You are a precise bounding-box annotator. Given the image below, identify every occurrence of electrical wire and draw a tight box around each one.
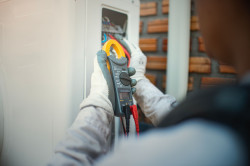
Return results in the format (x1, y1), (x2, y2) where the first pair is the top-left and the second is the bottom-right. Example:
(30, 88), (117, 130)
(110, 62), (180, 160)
(102, 33), (107, 44)
(120, 117), (127, 135)
(123, 105), (131, 137)
(130, 105), (139, 137)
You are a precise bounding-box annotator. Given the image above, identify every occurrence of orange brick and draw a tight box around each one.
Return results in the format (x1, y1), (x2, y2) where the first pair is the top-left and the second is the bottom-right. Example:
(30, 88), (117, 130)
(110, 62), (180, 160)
(140, 2), (157, 16)
(198, 37), (206, 52)
(145, 74), (157, 85)
(191, 23), (200, 31)
(188, 77), (194, 91)
(162, 0), (169, 6)
(191, 16), (200, 31)
(148, 19), (168, 26)
(189, 65), (211, 73)
(198, 37), (204, 43)
(146, 56), (211, 73)
(148, 25), (168, 33)
(162, 38), (168, 52)
(146, 62), (166, 70)
(140, 2), (157, 8)
(199, 44), (206, 52)
(140, 45), (157, 52)
(146, 56), (167, 70)
(162, 0), (169, 14)
(140, 8), (157, 16)
(219, 65), (237, 74)
(148, 19), (168, 33)
(191, 16), (199, 22)
(139, 38), (157, 52)
(189, 57), (211, 73)
(189, 57), (211, 65)
(139, 38), (157, 44)
(147, 56), (166, 62)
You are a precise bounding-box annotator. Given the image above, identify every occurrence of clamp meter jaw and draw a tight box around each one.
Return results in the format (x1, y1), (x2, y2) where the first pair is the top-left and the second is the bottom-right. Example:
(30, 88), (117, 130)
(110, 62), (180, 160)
(107, 54), (133, 117)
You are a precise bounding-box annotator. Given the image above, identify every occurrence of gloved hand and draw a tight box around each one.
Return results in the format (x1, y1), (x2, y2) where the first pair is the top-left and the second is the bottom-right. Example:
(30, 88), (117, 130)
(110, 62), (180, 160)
(80, 50), (137, 113)
(114, 34), (147, 82)
(113, 35), (176, 126)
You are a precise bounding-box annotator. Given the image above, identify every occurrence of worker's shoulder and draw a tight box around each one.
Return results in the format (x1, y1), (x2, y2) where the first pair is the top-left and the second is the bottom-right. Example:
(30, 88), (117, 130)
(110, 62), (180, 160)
(188, 83), (250, 103)
(159, 84), (250, 128)
(181, 83), (250, 111)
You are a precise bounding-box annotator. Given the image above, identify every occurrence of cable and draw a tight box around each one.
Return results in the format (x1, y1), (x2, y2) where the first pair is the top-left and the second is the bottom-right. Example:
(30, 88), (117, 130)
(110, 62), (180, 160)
(123, 105), (131, 137)
(102, 33), (107, 44)
(120, 117), (127, 135)
(130, 105), (139, 137)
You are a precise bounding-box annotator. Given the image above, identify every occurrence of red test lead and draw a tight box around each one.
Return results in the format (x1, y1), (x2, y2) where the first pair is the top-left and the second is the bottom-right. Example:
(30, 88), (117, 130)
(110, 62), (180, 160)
(130, 105), (139, 137)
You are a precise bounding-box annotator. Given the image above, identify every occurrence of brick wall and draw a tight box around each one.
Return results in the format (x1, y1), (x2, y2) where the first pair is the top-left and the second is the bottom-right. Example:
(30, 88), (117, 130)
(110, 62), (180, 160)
(139, 0), (237, 94)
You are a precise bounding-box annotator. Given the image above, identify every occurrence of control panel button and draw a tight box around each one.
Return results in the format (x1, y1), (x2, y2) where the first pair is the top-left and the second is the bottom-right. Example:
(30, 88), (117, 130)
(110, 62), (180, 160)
(119, 72), (131, 86)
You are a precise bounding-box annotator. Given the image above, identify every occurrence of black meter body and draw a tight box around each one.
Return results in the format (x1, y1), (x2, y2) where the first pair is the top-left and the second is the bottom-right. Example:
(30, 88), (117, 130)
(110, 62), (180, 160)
(107, 54), (133, 117)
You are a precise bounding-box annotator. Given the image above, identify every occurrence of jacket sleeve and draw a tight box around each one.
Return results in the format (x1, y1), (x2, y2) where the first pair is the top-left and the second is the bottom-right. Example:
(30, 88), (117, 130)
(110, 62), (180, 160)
(47, 105), (113, 166)
(134, 78), (177, 126)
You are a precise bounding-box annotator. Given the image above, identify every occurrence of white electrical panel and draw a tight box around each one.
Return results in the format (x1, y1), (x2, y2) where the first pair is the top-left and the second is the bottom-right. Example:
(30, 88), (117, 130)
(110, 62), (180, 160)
(101, 8), (128, 44)
(0, 0), (139, 166)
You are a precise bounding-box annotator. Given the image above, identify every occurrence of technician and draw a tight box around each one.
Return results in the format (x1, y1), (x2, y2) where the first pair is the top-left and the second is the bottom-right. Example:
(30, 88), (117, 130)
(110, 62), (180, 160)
(48, 0), (249, 165)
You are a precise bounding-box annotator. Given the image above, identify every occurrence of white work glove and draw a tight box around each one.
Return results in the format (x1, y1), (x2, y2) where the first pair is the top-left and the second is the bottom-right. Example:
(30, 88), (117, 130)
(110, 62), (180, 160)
(114, 35), (176, 126)
(114, 34), (147, 82)
(79, 51), (113, 113)
(80, 50), (137, 113)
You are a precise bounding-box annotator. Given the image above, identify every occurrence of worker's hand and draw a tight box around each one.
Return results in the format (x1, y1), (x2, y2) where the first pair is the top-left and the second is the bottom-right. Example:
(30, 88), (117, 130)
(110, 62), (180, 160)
(87, 50), (136, 112)
(114, 34), (147, 82)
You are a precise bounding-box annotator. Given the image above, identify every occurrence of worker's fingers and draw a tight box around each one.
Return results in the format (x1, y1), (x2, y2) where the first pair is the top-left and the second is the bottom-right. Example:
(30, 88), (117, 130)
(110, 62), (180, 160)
(114, 34), (131, 55)
(128, 67), (136, 76)
(131, 79), (137, 87)
(96, 50), (108, 65)
(131, 87), (136, 94)
(96, 50), (115, 109)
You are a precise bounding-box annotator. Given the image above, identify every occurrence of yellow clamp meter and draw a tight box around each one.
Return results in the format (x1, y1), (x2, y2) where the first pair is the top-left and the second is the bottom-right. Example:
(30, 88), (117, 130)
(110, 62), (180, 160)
(102, 39), (126, 71)
(101, 39), (140, 137)
(102, 39), (133, 118)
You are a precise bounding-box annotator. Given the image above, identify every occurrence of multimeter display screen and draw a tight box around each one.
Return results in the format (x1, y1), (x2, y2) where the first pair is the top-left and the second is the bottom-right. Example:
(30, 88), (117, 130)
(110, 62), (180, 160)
(120, 92), (130, 100)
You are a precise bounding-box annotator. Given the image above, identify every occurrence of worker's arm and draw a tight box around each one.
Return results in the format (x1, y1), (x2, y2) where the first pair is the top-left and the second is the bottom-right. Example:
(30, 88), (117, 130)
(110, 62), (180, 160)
(134, 79), (176, 126)
(114, 35), (176, 126)
(48, 106), (113, 166)
(48, 51), (136, 166)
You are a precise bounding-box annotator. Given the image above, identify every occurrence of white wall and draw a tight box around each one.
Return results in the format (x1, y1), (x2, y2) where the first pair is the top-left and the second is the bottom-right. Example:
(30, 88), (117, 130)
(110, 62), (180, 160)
(0, 1), (80, 165)
(0, 0), (139, 166)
